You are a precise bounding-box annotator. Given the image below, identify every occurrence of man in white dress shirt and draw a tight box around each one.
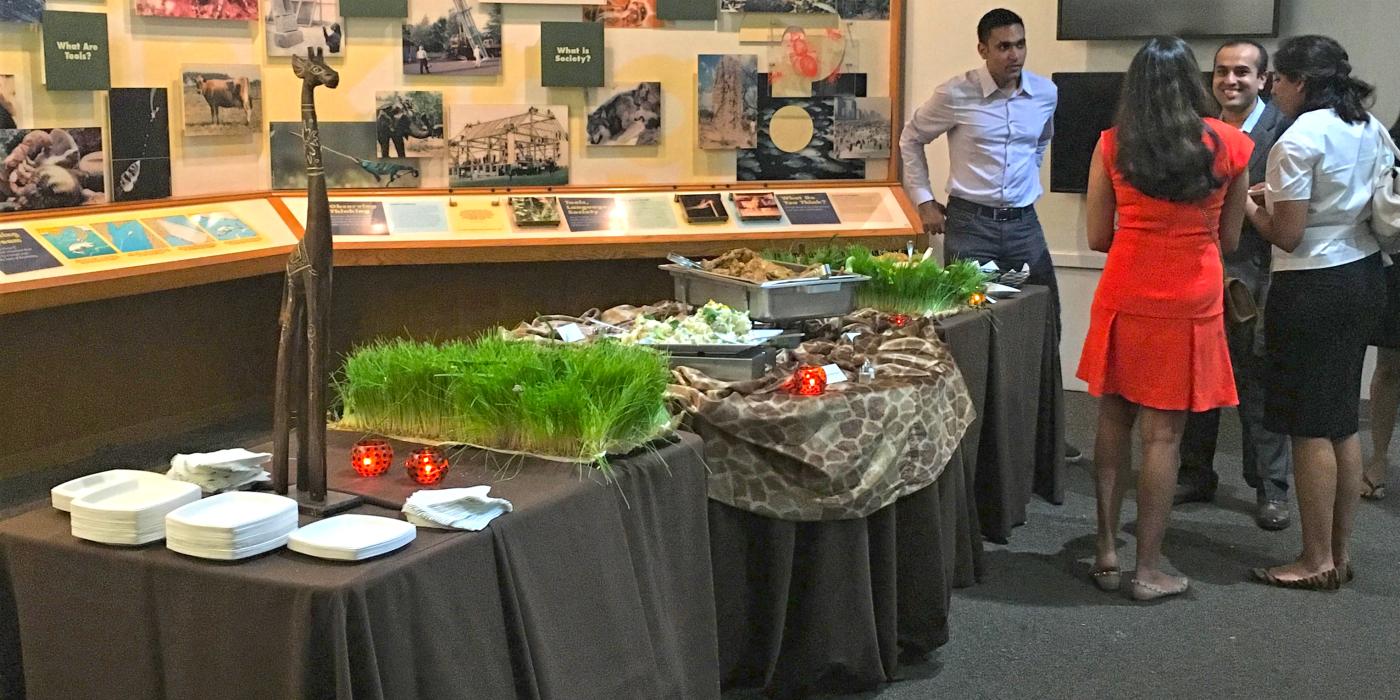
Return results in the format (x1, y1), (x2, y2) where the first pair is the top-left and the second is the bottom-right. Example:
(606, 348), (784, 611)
(900, 8), (1078, 469)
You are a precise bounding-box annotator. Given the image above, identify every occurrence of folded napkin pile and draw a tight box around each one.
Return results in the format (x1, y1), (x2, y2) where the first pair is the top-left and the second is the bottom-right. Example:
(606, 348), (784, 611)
(402, 486), (513, 531)
(167, 449), (272, 494)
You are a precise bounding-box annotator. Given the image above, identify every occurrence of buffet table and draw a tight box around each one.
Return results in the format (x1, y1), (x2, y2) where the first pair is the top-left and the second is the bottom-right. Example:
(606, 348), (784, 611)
(0, 432), (718, 700)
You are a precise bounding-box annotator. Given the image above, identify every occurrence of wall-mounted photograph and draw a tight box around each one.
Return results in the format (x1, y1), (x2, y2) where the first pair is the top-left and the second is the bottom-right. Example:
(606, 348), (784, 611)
(587, 82), (661, 146)
(832, 96), (889, 158)
(738, 96), (865, 181)
(583, 0), (662, 28)
(449, 105), (569, 187)
(181, 65), (262, 137)
(265, 0), (344, 57)
(721, 0), (887, 18)
(767, 24), (846, 97)
(0, 128), (105, 213)
(136, 0), (259, 20)
(2, 0), (43, 23)
(271, 121), (422, 189)
(698, 54), (757, 149)
(109, 87), (172, 202)
(0, 75), (20, 129)
(375, 91), (444, 157)
(402, 0), (501, 76)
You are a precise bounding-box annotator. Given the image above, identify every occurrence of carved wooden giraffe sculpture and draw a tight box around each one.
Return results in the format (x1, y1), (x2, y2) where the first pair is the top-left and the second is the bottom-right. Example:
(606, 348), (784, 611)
(271, 48), (343, 508)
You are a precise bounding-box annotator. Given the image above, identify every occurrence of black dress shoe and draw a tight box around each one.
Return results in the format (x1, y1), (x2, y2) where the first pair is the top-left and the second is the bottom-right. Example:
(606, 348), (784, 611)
(1173, 482), (1215, 505)
(1065, 444), (1085, 464)
(1255, 500), (1291, 531)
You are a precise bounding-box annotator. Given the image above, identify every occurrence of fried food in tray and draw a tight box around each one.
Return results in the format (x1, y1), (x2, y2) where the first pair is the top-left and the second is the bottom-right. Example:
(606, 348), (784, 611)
(700, 248), (827, 284)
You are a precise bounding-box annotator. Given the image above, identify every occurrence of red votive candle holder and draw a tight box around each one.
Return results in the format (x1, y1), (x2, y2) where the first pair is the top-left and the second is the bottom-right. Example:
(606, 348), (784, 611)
(351, 438), (393, 477)
(792, 365), (828, 396)
(406, 447), (450, 486)
(888, 313), (909, 328)
(969, 292), (987, 307)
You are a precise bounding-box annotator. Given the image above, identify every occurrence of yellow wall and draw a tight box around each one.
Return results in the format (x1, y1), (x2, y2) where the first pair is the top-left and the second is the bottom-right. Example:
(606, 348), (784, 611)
(1, 2), (895, 195)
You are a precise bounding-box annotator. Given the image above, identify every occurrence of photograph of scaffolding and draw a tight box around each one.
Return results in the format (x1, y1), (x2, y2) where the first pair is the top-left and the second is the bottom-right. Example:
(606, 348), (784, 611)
(448, 105), (569, 187)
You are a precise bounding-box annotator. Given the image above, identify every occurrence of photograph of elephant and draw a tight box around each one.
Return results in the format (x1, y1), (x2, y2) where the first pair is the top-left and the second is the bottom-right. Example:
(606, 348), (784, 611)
(0, 75), (19, 130)
(136, 0), (259, 20)
(109, 87), (172, 203)
(375, 91), (444, 157)
(271, 121), (422, 190)
(181, 65), (262, 137)
(402, 0), (501, 76)
(265, 0), (344, 58)
(0, 128), (106, 213)
(587, 82), (660, 146)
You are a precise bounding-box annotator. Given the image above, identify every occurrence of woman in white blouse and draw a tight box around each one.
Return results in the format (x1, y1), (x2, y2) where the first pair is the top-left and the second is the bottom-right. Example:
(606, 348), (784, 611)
(1244, 35), (1394, 590)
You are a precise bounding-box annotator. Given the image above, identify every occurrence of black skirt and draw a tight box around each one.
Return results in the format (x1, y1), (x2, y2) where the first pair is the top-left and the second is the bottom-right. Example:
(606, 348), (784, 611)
(1264, 254), (1385, 438)
(1369, 260), (1400, 348)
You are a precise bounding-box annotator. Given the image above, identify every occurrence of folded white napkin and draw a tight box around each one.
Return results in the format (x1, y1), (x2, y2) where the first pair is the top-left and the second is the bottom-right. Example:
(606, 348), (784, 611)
(167, 450), (272, 494)
(402, 486), (513, 531)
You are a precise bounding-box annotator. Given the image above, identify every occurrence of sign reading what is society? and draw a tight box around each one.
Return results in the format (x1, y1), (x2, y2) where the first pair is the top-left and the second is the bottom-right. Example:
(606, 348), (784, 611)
(41, 11), (111, 91)
(540, 22), (604, 88)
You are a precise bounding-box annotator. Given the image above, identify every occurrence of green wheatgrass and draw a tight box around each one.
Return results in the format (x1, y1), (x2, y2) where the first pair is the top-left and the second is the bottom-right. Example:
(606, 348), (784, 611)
(335, 336), (672, 470)
(764, 243), (989, 315)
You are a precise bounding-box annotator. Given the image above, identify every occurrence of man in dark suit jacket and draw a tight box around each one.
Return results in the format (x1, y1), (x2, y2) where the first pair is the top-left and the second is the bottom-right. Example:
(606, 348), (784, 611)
(1175, 40), (1294, 530)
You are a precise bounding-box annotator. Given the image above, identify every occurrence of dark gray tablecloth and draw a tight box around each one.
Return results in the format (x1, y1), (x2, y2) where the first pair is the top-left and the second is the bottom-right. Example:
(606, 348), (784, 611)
(940, 286), (1065, 543)
(0, 433), (718, 700)
(710, 461), (970, 698)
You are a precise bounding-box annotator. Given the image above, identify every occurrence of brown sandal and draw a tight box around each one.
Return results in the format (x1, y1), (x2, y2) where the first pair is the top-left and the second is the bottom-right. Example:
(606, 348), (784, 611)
(1249, 567), (1341, 591)
(1361, 476), (1387, 501)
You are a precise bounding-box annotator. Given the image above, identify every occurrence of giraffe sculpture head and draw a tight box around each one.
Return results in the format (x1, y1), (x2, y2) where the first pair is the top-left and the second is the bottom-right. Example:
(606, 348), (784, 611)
(292, 47), (340, 90)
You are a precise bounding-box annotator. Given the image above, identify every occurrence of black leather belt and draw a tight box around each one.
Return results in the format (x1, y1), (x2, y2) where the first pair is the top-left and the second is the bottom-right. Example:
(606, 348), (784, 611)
(948, 197), (1033, 222)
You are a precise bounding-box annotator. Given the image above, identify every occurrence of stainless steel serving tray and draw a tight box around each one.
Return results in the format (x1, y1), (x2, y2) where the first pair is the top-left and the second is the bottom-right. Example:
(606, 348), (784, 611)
(631, 329), (785, 356)
(660, 263), (868, 322)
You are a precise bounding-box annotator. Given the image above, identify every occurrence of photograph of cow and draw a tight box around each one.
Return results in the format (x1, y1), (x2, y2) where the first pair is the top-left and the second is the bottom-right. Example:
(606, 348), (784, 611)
(181, 65), (262, 137)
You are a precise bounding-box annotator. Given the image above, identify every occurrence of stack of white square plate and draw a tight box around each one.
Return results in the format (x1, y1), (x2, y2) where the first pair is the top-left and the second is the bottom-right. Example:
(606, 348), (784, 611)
(68, 478), (203, 546)
(287, 514), (417, 561)
(165, 492), (299, 560)
(52, 469), (171, 512)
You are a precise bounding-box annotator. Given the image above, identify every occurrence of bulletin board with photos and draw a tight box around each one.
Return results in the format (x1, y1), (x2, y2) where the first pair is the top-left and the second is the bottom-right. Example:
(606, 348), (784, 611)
(0, 0), (914, 308)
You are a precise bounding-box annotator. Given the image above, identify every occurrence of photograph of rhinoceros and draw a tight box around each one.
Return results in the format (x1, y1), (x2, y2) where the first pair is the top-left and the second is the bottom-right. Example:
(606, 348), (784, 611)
(180, 65), (263, 137)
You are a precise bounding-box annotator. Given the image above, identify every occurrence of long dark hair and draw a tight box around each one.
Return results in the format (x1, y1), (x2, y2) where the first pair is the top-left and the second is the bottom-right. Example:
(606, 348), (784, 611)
(1274, 35), (1375, 125)
(1115, 37), (1222, 203)
(1391, 113), (1399, 141)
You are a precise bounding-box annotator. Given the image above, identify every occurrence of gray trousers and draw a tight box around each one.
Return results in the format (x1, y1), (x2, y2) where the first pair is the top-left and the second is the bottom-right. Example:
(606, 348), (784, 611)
(1179, 256), (1293, 501)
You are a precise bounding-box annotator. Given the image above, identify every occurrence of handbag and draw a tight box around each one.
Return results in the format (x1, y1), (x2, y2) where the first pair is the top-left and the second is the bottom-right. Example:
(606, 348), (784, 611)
(1371, 121), (1400, 253)
(1223, 276), (1258, 325)
(1200, 199), (1260, 325)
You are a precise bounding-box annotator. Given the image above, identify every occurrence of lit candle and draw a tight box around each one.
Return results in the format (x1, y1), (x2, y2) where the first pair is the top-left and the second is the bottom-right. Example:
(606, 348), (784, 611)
(406, 447), (450, 486)
(351, 438), (393, 477)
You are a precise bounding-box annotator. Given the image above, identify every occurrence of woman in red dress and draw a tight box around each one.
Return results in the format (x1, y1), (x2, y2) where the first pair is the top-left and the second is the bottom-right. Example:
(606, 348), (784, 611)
(1078, 37), (1253, 601)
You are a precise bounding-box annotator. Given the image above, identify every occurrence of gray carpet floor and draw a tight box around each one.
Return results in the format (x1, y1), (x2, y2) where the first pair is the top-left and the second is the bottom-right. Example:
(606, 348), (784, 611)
(828, 391), (1400, 699)
(5, 393), (1399, 698)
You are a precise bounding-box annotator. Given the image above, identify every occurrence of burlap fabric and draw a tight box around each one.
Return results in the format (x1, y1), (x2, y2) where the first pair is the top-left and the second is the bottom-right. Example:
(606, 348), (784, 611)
(672, 310), (975, 521)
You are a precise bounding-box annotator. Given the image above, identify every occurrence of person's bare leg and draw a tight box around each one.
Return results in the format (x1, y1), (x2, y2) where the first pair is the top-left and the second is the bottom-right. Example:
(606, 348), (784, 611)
(1332, 433), (1362, 570)
(1365, 347), (1400, 490)
(1094, 394), (1137, 572)
(1133, 407), (1189, 589)
(1268, 436), (1337, 580)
